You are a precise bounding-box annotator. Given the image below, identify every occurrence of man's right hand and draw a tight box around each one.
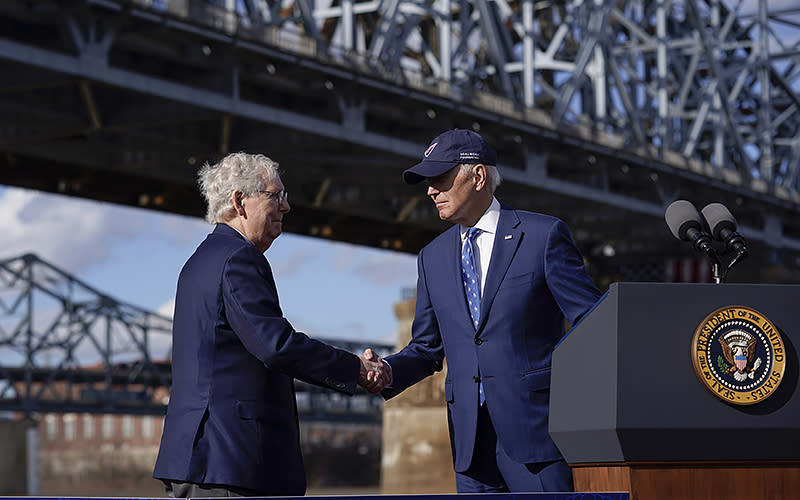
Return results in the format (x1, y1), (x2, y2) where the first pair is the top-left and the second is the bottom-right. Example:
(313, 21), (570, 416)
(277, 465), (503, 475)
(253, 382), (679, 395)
(358, 348), (392, 394)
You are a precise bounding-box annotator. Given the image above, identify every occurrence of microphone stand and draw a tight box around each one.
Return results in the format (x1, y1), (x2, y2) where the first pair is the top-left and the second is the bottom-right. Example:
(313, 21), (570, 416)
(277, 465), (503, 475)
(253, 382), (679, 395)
(705, 244), (749, 284)
(690, 230), (724, 284)
(701, 244), (724, 284)
(721, 246), (749, 284)
(712, 260), (723, 284)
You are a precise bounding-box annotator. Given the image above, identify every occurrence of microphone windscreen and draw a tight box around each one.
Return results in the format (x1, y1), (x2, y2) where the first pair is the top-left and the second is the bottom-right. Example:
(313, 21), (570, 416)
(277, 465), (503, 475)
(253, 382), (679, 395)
(701, 203), (737, 241)
(665, 200), (703, 241)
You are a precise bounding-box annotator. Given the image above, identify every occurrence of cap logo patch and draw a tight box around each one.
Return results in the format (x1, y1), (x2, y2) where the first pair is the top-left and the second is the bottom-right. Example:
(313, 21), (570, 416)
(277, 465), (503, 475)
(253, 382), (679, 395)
(424, 142), (439, 157)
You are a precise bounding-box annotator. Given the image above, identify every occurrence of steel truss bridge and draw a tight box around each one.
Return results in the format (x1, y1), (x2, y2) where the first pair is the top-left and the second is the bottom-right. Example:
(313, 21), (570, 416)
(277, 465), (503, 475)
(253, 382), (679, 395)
(0, 0), (800, 281)
(0, 253), (393, 422)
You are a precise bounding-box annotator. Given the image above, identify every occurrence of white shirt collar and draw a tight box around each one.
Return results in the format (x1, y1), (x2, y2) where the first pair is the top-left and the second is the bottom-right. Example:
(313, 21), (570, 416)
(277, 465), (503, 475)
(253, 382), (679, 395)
(460, 197), (500, 240)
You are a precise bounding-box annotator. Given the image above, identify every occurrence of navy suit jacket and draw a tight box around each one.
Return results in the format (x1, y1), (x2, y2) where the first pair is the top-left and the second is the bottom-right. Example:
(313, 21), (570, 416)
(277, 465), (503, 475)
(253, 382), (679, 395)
(153, 224), (360, 495)
(383, 202), (600, 472)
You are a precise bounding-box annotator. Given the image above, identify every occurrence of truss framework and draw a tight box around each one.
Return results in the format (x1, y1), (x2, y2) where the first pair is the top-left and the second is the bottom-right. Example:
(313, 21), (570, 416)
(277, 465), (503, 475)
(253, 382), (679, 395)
(1, 0), (800, 280)
(145, 0), (800, 199)
(0, 253), (173, 414)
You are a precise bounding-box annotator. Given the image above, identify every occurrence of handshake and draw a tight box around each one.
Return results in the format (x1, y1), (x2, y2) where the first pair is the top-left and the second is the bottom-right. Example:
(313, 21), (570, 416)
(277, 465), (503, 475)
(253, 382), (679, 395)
(358, 348), (392, 394)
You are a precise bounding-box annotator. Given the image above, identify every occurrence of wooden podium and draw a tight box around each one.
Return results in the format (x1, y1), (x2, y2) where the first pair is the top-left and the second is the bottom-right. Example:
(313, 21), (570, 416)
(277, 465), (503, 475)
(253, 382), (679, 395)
(549, 283), (800, 500)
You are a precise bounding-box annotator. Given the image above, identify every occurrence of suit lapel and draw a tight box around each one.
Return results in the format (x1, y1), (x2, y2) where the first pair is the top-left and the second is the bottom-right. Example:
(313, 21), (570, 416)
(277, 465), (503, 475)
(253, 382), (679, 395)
(478, 207), (522, 332)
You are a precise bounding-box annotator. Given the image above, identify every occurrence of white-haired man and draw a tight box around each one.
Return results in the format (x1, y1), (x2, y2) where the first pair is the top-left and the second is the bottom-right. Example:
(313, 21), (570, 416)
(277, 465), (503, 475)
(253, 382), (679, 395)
(153, 152), (388, 497)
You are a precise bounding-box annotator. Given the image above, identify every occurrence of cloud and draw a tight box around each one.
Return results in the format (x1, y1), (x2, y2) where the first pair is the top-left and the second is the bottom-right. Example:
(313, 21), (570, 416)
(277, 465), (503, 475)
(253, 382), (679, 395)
(351, 251), (418, 286)
(159, 212), (211, 246)
(321, 240), (417, 286)
(271, 245), (319, 277)
(0, 186), (208, 276)
(157, 297), (176, 319)
(269, 233), (417, 286)
(0, 187), (132, 273)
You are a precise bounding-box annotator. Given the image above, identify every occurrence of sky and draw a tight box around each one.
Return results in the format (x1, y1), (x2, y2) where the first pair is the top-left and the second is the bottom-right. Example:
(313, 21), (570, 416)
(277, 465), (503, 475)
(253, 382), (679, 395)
(0, 185), (418, 347)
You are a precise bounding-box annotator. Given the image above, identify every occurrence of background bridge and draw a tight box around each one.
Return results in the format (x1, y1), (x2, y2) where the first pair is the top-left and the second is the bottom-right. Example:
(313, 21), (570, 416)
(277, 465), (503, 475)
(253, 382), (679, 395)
(0, 0), (799, 284)
(0, 253), (392, 422)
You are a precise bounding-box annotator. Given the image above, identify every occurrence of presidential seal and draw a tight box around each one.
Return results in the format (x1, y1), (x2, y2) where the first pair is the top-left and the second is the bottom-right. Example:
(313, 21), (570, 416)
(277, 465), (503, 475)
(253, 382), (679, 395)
(692, 306), (786, 405)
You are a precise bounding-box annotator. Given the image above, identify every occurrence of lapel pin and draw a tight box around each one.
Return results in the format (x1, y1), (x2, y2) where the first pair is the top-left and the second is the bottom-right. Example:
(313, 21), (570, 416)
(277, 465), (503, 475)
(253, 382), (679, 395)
(504, 234), (513, 240)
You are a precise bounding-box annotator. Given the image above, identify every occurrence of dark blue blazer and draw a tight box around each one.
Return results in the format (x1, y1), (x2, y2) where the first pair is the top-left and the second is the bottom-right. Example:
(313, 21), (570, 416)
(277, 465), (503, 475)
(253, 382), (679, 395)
(153, 224), (360, 495)
(383, 203), (600, 472)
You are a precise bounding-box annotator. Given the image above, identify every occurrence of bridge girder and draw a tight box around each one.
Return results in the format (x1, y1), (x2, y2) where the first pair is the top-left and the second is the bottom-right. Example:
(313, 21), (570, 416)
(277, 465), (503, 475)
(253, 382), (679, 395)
(0, 0), (799, 283)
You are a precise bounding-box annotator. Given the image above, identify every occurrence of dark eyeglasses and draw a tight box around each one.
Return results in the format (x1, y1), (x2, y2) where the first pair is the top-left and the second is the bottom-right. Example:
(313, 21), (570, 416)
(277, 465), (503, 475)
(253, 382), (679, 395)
(256, 189), (289, 204)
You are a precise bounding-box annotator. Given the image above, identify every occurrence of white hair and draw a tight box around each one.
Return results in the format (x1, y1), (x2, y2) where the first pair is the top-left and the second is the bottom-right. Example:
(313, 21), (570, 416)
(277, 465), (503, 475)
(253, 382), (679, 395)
(198, 152), (280, 224)
(460, 163), (502, 193)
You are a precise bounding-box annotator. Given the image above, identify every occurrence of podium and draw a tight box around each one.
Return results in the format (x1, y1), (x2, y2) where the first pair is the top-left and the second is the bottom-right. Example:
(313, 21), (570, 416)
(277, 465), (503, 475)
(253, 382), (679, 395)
(550, 282), (800, 500)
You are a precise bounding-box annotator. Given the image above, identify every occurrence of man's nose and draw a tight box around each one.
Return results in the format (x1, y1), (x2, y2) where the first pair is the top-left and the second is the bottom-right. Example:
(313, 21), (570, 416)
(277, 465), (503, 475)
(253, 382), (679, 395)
(427, 185), (438, 197)
(281, 200), (291, 213)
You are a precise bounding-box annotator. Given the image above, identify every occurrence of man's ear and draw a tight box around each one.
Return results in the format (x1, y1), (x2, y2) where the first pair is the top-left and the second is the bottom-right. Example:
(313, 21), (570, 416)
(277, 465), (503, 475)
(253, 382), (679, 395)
(473, 164), (487, 191)
(231, 190), (245, 215)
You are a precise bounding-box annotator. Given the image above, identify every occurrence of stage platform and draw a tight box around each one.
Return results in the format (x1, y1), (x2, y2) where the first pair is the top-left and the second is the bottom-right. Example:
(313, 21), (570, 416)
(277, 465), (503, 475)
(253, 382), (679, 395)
(1, 494), (629, 500)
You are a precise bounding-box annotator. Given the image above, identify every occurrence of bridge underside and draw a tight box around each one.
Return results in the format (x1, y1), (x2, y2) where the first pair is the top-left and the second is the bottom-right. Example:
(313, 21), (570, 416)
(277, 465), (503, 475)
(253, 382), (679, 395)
(1, 0), (800, 285)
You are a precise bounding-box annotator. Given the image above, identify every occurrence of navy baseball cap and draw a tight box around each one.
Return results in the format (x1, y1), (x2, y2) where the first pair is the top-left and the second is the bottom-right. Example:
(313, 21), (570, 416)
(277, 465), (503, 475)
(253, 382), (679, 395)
(403, 129), (498, 184)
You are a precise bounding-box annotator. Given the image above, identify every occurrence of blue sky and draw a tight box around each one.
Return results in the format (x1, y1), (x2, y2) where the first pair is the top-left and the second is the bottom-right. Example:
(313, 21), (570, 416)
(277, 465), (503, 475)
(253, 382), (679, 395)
(0, 185), (418, 346)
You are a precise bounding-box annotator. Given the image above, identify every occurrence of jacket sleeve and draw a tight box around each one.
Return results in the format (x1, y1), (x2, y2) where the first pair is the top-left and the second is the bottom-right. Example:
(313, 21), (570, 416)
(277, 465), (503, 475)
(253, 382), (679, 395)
(381, 248), (445, 399)
(222, 244), (361, 394)
(544, 219), (602, 325)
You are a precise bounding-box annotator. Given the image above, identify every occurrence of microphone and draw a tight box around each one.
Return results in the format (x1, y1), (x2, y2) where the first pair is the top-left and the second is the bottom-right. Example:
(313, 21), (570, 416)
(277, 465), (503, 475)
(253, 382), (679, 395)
(701, 202), (749, 258)
(665, 200), (716, 256)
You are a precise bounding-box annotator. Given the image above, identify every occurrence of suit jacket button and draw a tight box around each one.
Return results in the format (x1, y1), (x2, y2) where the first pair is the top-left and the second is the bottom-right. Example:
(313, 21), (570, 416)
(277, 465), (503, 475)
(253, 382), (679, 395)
(473, 376), (481, 383)
(474, 338), (483, 345)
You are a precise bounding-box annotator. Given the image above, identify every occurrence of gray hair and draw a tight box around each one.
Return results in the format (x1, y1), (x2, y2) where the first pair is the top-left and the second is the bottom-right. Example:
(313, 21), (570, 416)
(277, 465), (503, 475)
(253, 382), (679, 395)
(460, 163), (502, 194)
(198, 152), (280, 224)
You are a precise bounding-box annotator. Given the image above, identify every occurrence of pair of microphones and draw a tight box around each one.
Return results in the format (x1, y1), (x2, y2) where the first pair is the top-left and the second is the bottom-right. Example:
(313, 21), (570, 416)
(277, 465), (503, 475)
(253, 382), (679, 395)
(664, 200), (749, 283)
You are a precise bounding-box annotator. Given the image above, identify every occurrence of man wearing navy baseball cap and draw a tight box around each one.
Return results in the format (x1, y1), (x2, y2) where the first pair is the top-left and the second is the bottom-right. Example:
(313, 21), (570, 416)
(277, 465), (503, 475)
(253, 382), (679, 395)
(379, 128), (601, 493)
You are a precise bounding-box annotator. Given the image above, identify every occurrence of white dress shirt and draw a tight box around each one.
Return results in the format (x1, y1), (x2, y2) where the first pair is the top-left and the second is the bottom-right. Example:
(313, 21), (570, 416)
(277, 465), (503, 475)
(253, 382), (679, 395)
(459, 197), (501, 296)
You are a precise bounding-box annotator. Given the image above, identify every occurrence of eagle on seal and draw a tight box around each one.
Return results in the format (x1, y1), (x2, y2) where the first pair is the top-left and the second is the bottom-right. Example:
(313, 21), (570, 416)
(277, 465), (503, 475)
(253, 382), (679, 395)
(719, 330), (761, 382)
